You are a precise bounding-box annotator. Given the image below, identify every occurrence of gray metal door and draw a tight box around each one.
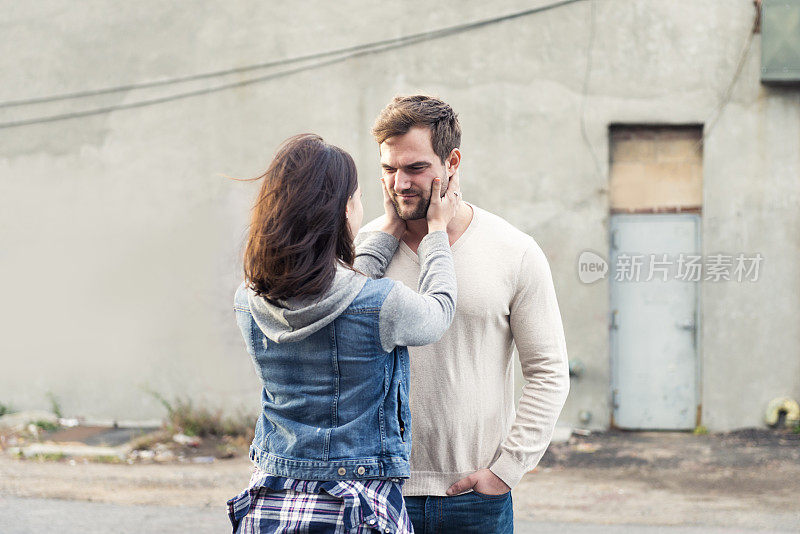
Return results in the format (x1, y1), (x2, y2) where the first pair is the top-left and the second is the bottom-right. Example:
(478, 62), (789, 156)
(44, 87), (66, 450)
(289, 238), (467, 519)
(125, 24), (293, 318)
(610, 213), (700, 430)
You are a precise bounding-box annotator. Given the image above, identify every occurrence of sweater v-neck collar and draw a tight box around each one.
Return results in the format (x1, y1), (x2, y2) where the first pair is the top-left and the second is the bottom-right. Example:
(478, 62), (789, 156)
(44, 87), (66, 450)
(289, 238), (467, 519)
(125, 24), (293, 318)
(397, 202), (479, 265)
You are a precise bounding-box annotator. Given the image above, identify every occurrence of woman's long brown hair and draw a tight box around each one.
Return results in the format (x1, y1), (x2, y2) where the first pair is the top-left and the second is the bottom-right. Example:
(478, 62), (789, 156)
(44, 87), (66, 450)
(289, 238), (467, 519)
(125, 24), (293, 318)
(243, 134), (358, 301)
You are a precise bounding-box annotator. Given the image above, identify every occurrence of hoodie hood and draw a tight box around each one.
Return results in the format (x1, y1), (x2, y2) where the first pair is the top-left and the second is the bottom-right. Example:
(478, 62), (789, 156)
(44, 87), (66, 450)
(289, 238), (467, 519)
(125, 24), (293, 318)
(247, 265), (367, 343)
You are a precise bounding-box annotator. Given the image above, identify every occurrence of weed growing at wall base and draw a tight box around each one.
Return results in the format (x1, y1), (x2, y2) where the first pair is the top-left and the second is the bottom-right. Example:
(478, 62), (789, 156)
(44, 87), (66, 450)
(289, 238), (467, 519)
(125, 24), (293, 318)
(32, 420), (59, 432)
(45, 392), (63, 418)
(0, 402), (14, 417)
(145, 389), (254, 440)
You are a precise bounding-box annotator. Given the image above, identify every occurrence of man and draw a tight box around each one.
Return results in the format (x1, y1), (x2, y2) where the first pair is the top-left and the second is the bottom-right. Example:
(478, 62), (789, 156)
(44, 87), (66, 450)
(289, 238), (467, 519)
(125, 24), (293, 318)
(357, 94), (571, 533)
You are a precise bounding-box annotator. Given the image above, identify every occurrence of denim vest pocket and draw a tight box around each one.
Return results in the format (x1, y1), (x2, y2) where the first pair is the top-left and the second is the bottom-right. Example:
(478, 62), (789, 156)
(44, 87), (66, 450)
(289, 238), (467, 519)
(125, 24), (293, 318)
(397, 386), (406, 442)
(253, 403), (276, 448)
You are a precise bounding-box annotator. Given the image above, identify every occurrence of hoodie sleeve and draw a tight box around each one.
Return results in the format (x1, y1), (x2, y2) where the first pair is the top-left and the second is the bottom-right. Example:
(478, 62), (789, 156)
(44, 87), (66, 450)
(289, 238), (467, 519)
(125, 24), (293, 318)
(377, 231), (457, 352)
(354, 230), (400, 279)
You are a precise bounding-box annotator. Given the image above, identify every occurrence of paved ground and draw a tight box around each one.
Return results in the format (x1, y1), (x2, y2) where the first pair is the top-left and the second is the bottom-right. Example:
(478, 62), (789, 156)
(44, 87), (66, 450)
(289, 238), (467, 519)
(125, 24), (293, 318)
(1, 429), (798, 533)
(0, 496), (229, 533)
(2, 496), (795, 534)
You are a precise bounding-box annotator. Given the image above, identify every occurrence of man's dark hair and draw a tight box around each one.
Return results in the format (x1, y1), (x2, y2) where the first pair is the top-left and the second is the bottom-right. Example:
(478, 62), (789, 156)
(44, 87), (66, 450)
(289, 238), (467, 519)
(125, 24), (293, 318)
(243, 133), (358, 301)
(372, 94), (461, 162)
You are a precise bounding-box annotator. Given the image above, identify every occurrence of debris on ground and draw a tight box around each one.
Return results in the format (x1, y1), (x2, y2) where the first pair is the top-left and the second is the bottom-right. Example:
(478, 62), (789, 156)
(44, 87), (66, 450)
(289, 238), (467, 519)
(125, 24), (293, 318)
(172, 433), (202, 447)
(538, 426), (800, 470)
(0, 409), (251, 465)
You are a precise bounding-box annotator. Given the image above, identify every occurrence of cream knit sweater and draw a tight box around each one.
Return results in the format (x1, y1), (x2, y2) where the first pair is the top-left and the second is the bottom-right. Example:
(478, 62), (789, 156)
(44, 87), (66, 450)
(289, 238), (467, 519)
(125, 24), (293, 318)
(360, 204), (570, 496)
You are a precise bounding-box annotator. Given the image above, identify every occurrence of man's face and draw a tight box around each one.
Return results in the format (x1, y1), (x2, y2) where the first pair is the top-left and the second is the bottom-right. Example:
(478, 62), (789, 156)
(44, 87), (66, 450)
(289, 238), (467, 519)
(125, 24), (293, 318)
(380, 126), (449, 221)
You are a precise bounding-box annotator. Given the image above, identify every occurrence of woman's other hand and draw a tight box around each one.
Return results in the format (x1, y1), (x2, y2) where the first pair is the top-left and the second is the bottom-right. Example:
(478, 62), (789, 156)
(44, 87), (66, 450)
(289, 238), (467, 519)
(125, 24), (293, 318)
(426, 170), (460, 233)
(379, 177), (407, 239)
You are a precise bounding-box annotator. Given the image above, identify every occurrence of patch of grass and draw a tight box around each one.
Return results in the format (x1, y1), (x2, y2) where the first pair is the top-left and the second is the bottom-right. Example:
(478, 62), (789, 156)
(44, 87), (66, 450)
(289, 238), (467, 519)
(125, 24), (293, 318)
(145, 390), (253, 439)
(0, 402), (15, 417)
(220, 409), (255, 439)
(91, 455), (122, 464)
(145, 388), (173, 415)
(169, 399), (218, 437)
(32, 420), (59, 432)
(215, 443), (240, 459)
(129, 429), (171, 451)
(33, 452), (66, 461)
(46, 392), (63, 419)
(792, 423), (800, 434)
(169, 399), (253, 438)
(693, 425), (709, 435)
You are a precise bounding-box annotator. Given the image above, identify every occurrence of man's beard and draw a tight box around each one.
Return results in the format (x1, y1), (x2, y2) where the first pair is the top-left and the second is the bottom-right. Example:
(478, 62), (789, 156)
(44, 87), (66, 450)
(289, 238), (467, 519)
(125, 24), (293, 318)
(390, 172), (448, 221)
(390, 187), (432, 221)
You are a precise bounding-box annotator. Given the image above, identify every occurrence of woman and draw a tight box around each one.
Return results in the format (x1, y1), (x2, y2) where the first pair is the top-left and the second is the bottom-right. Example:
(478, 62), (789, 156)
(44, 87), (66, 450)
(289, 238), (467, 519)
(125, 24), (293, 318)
(227, 133), (459, 533)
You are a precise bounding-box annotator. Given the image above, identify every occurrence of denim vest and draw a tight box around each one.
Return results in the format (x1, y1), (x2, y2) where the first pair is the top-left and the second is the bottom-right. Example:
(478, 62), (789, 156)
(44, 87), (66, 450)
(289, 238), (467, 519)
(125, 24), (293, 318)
(234, 278), (412, 480)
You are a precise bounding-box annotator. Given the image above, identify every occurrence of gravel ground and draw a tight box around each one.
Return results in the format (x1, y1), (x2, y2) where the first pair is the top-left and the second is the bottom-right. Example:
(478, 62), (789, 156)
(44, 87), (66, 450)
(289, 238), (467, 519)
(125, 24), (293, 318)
(1, 429), (798, 532)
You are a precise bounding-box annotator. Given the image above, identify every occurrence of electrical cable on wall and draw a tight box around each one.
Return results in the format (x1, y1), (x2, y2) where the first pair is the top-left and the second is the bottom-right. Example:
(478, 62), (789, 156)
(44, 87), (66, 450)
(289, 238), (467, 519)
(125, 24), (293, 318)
(0, 0), (585, 129)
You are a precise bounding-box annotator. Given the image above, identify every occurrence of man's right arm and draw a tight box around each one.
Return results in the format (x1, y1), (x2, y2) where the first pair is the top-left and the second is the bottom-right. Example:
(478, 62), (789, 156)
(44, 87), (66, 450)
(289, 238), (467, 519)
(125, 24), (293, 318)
(488, 240), (570, 489)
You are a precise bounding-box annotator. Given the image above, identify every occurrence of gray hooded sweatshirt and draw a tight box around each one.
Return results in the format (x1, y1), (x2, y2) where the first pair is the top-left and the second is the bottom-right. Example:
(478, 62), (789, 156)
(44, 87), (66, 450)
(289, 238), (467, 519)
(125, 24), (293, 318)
(247, 230), (456, 353)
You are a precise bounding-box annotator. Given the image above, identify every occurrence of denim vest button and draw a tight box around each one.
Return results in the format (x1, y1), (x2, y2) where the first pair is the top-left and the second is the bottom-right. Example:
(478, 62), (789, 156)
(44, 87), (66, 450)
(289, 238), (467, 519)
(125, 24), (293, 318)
(357, 466), (366, 475)
(337, 467), (346, 476)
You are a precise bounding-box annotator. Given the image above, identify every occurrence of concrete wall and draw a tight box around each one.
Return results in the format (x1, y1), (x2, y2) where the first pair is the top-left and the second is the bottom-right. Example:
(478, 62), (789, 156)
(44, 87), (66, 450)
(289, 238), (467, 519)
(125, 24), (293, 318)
(1, 0), (798, 430)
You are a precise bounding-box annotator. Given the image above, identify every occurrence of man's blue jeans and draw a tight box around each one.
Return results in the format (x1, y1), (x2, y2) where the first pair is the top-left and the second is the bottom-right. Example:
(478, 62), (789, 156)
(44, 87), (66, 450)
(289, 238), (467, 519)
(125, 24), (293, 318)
(405, 491), (513, 533)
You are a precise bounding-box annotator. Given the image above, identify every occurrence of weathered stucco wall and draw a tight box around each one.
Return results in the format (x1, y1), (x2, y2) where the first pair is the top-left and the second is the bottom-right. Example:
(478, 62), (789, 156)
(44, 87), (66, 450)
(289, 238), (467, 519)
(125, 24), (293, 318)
(1, 0), (797, 430)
